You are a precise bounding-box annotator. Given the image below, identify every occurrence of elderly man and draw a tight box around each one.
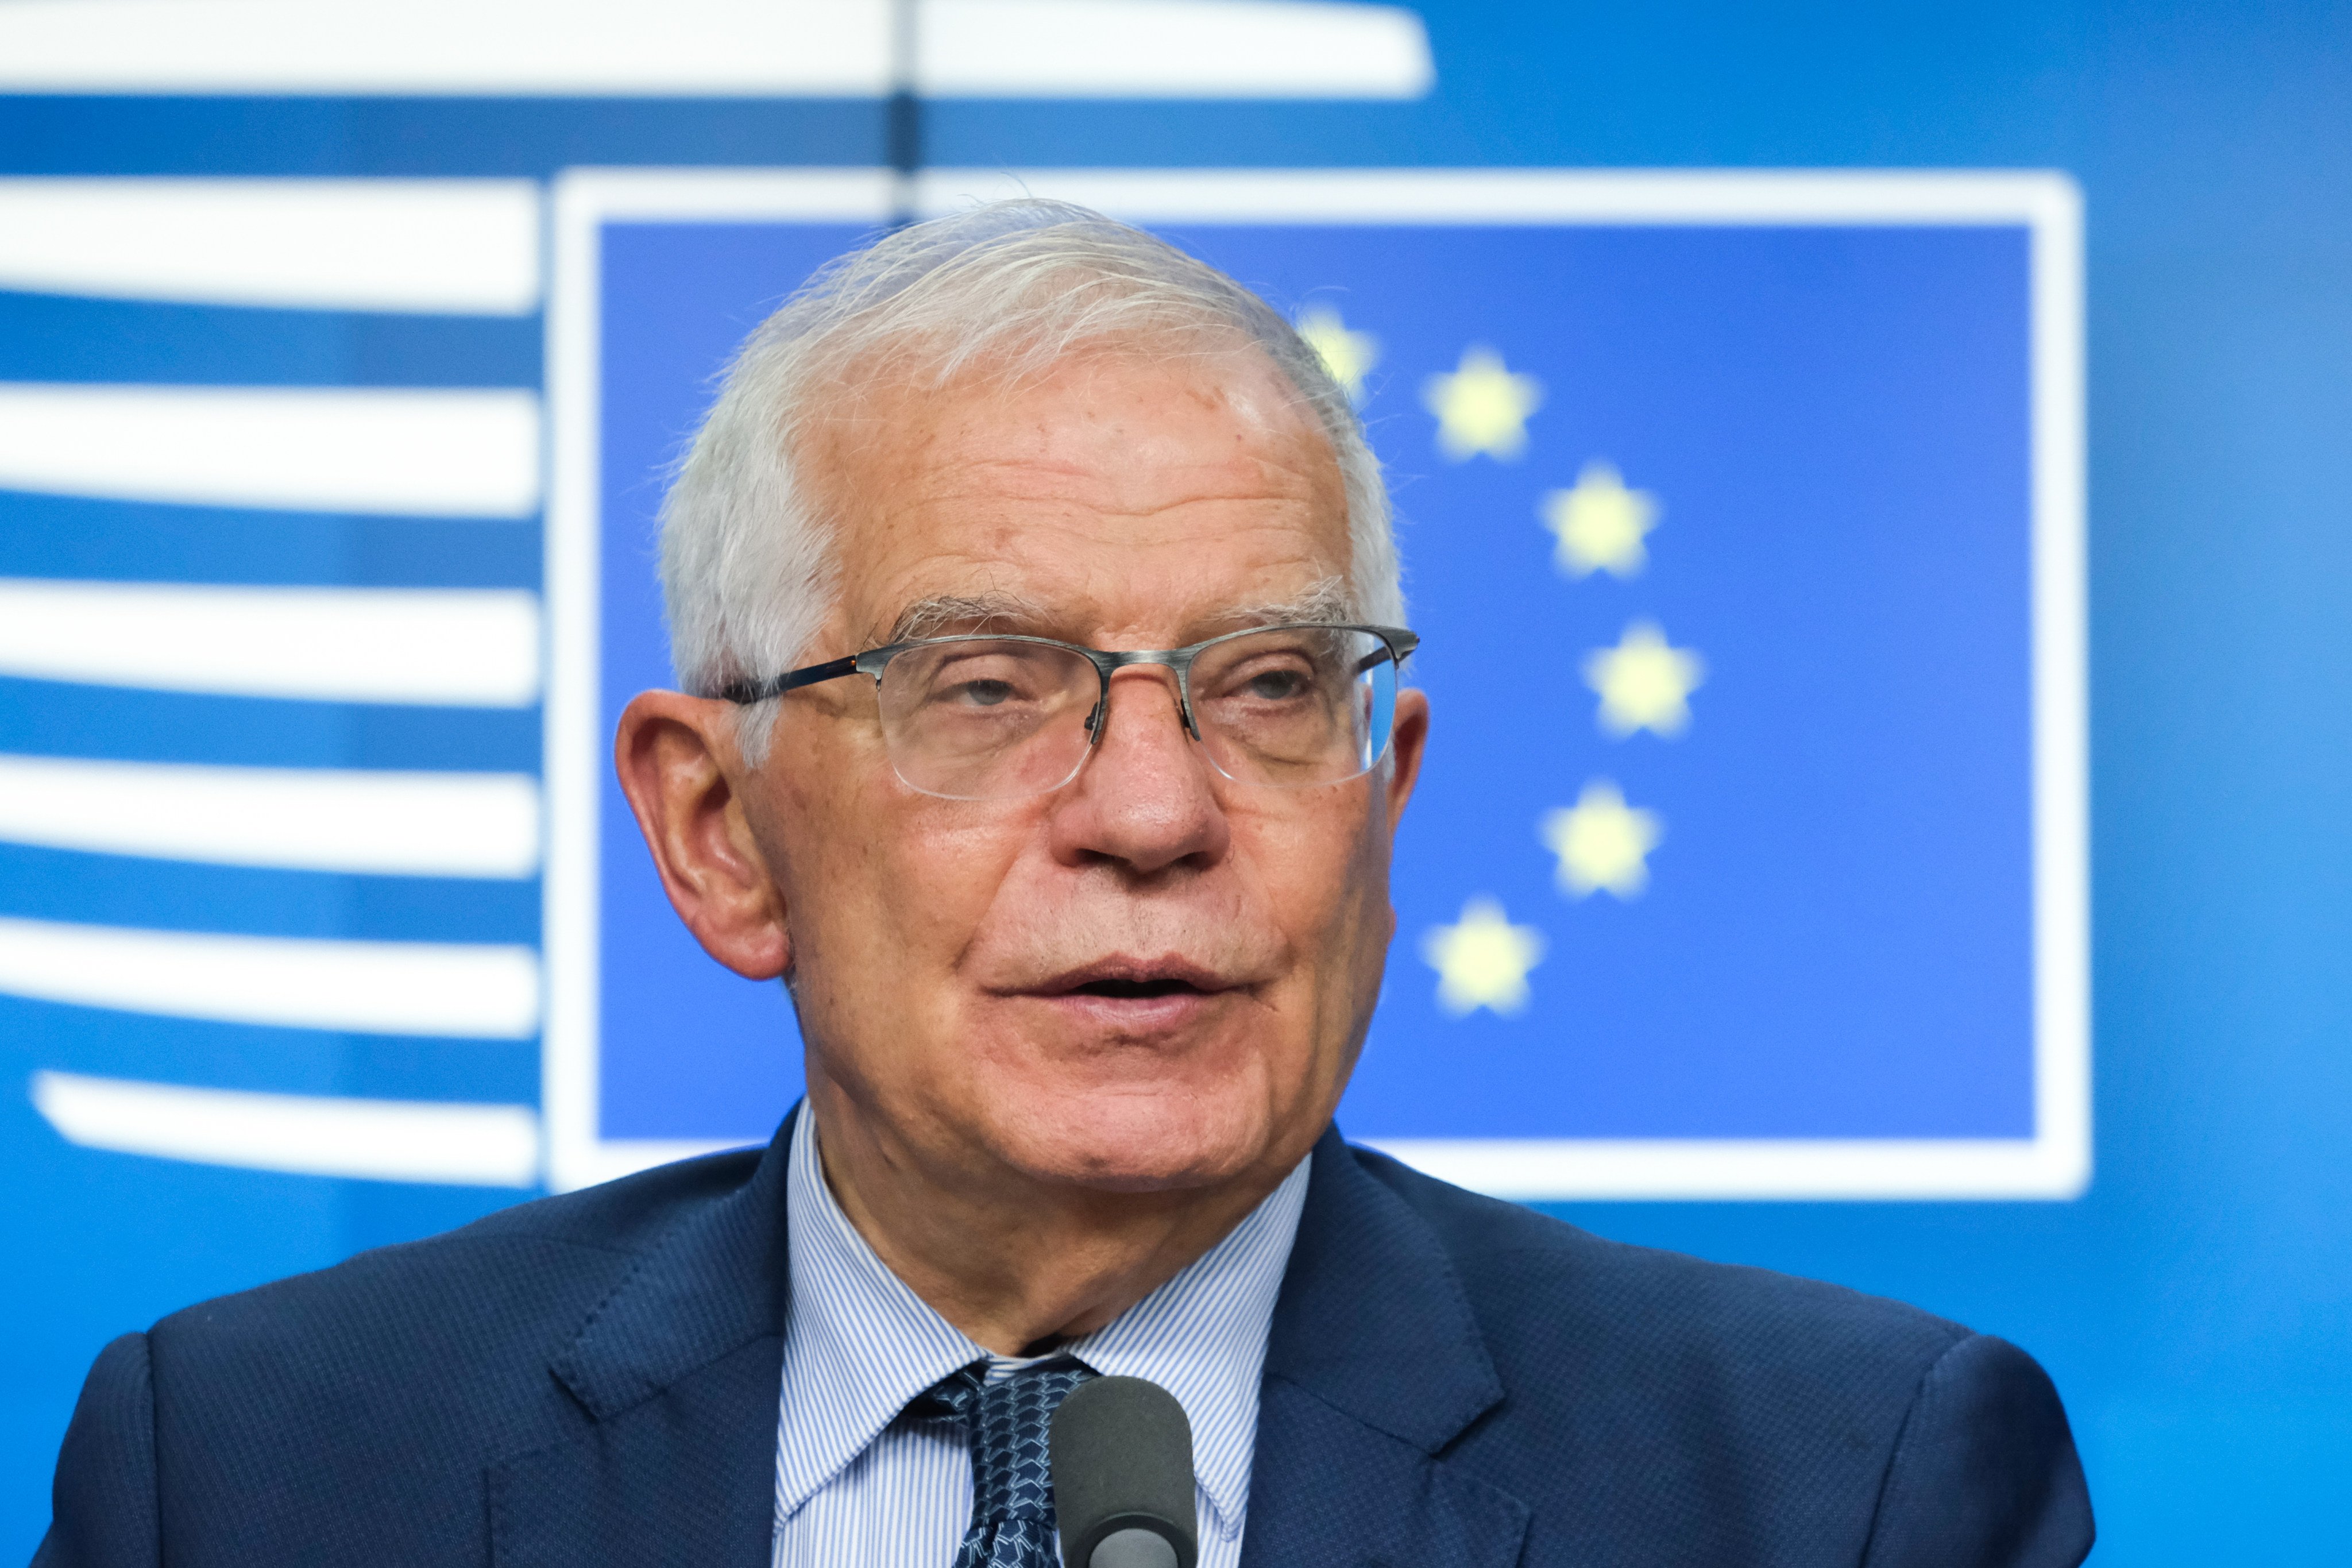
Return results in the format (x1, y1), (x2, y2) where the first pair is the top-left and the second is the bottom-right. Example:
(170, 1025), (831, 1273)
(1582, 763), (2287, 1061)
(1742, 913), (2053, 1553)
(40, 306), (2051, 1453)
(40, 203), (2092, 1568)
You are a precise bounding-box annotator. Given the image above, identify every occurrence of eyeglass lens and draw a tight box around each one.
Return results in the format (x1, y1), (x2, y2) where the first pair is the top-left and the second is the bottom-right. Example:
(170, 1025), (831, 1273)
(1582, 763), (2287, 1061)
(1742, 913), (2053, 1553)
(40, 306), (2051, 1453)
(872, 627), (1401, 801)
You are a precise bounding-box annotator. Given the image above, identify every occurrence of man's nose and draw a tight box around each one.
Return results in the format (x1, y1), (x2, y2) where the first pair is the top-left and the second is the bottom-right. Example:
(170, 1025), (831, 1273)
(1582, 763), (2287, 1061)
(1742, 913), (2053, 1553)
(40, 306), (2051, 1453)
(1046, 667), (1230, 874)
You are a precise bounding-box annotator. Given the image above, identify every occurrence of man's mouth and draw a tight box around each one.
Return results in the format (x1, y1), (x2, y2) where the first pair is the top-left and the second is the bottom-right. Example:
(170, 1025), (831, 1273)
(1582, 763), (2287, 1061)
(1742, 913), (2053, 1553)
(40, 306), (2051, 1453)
(1066, 976), (1206, 1001)
(1030, 957), (1235, 1005)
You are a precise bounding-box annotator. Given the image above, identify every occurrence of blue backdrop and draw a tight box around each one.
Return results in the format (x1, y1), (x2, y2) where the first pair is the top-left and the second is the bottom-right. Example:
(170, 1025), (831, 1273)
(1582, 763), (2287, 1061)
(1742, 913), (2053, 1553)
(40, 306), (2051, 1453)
(581, 207), (2050, 1156)
(3, 2), (2349, 1561)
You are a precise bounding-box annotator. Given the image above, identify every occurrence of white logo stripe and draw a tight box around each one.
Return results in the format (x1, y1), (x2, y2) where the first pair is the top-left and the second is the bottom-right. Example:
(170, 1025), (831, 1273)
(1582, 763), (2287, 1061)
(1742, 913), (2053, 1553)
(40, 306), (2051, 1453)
(0, 581), (542, 706)
(1369, 1137), (2091, 1202)
(0, 916), (541, 1038)
(0, 385), (540, 517)
(0, 755), (541, 878)
(0, 0), (1430, 101)
(918, 1), (1432, 99)
(0, 179), (541, 315)
(29, 1070), (539, 1185)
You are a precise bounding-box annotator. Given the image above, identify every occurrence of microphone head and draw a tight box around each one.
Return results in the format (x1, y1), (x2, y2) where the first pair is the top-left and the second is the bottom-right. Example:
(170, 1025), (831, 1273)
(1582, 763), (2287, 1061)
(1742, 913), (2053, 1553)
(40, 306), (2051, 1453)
(1049, 1374), (1199, 1568)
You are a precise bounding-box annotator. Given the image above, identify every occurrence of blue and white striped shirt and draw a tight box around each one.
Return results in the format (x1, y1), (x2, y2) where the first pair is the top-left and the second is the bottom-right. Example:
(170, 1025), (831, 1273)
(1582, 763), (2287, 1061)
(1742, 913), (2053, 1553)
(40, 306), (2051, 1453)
(771, 1108), (1311, 1567)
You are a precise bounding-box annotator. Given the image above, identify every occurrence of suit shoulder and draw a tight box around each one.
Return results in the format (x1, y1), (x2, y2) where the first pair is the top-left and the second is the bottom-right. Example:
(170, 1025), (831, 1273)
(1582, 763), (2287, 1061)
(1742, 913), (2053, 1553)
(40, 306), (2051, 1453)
(1347, 1141), (1967, 1372)
(1334, 1149), (2086, 1561)
(150, 1143), (766, 1364)
(85, 1144), (777, 1550)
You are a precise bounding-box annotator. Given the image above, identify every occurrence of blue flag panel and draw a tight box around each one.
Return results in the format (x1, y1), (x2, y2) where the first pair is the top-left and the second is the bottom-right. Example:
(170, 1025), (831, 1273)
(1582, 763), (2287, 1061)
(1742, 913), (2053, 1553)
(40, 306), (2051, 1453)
(552, 171), (2087, 1199)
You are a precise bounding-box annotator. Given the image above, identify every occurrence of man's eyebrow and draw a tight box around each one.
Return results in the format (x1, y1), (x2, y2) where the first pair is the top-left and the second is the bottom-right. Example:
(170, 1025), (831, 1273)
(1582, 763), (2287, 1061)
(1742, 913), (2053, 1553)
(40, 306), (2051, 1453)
(1204, 576), (1358, 632)
(886, 592), (1052, 642)
(883, 577), (1360, 646)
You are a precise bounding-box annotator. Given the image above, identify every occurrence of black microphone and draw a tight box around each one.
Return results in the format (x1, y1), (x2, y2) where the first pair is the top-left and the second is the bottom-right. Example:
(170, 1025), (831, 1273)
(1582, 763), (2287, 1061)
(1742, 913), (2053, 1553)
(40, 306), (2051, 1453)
(1049, 1374), (1199, 1568)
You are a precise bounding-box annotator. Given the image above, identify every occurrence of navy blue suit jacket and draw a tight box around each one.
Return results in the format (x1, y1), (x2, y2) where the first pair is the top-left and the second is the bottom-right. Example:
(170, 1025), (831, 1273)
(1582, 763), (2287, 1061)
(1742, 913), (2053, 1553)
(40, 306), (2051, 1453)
(39, 1117), (2092, 1566)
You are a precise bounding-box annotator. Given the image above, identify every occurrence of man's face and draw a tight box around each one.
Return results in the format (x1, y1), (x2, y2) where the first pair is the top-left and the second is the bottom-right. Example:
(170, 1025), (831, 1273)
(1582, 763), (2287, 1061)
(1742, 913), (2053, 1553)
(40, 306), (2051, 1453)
(741, 344), (1426, 1196)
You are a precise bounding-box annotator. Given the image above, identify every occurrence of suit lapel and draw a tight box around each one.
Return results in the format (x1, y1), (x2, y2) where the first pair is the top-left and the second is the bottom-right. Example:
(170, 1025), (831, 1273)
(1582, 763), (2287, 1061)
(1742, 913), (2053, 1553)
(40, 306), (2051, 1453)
(1241, 1129), (1531, 1568)
(489, 1111), (796, 1568)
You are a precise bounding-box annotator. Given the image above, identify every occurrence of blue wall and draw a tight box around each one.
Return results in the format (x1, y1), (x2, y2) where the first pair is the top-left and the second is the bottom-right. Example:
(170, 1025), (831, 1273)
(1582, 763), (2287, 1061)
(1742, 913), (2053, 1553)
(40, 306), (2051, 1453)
(5, 2), (2349, 1559)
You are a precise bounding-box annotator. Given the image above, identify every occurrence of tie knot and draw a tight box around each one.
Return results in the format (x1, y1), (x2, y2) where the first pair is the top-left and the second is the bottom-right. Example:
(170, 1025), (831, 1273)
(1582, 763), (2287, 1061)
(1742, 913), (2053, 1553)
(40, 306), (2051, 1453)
(916, 1355), (1095, 1564)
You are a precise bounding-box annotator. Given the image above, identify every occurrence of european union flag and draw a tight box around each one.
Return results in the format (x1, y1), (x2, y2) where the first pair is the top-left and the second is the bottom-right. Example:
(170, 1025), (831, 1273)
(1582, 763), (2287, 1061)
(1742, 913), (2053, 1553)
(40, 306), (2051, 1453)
(557, 170), (2086, 1199)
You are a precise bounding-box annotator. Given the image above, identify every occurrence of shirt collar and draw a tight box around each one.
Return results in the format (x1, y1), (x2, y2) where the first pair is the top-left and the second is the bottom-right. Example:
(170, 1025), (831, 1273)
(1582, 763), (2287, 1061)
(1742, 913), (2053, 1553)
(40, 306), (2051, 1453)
(776, 1107), (1311, 1542)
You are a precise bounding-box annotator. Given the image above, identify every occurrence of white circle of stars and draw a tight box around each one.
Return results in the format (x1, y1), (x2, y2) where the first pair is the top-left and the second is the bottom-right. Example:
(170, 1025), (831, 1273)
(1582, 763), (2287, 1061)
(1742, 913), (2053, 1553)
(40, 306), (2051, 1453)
(1542, 460), (1657, 578)
(1584, 620), (1706, 739)
(1422, 344), (1543, 461)
(1287, 308), (1702, 1019)
(1540, 781), (1664, 899)
(1420, 897), (1546, 1017)
(1295, 305), (1380, 403)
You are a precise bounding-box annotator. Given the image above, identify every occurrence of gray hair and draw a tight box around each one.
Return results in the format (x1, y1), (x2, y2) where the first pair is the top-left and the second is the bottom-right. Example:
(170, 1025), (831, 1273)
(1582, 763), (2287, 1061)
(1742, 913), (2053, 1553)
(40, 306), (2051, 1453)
(658, 198), (1402, 764)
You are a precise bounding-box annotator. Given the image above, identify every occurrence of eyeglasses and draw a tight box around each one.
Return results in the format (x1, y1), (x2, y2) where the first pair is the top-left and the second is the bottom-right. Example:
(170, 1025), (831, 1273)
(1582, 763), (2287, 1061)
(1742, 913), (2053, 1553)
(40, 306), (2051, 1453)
(723, 623), (1419, 802)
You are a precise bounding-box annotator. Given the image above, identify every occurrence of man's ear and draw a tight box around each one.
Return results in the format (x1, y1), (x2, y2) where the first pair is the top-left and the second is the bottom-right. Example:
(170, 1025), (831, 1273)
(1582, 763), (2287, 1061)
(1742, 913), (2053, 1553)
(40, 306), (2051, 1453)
(612, 690), (790, 980)
(1382, 686), (1430, 835)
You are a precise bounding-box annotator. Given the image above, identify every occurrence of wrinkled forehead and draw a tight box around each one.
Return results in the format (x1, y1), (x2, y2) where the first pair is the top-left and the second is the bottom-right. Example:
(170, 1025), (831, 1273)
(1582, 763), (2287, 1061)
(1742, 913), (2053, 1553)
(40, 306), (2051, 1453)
(803, 339), (1353, 646)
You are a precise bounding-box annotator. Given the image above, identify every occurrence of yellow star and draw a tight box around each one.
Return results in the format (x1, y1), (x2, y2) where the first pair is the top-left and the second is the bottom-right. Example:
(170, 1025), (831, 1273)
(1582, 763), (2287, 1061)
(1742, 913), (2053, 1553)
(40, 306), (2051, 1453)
(1419, 895), (1547, 1017)
(1540, 460), (1659, 578)
(1422, 345), (1543, 461)
(1295, 306), (1380, 402)
(1540, 781), (1663, 899)
(1582, 620), (1706, 738)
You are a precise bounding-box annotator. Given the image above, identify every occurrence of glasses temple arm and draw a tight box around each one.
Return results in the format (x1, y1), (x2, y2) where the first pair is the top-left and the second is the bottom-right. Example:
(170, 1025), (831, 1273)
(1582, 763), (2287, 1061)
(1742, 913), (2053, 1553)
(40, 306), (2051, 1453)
(719, 655), (860, 705)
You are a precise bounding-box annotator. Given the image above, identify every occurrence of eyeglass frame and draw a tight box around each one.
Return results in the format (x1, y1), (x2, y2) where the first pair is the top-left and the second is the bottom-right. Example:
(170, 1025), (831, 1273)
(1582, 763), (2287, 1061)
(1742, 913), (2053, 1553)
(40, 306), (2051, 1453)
(719, 620), (1420, 760)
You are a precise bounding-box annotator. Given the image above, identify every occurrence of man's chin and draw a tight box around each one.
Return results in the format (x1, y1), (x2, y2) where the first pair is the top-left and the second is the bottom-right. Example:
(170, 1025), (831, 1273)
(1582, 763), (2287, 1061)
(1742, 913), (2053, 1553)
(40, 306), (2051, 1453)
(984, 1091), (1281, 1196)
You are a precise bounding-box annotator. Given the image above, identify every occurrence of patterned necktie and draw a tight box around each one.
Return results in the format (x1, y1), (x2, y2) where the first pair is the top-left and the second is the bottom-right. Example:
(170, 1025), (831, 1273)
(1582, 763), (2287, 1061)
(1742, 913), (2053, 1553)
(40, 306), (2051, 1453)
(914, 1356), (1097, 1568)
